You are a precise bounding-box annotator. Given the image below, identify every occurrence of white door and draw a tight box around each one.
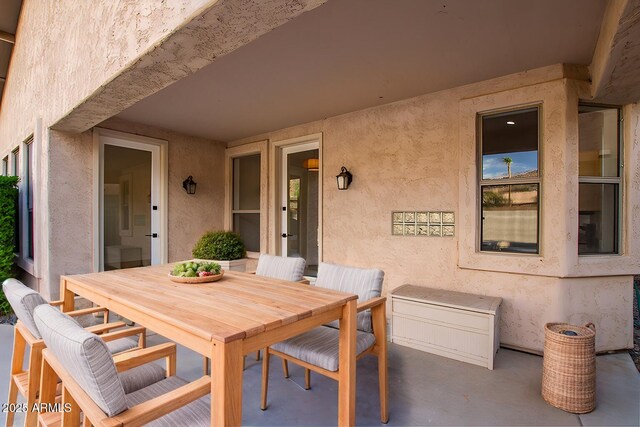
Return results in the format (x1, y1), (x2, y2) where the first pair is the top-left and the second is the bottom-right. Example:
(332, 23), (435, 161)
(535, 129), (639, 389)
(280, 141), (320, 276)
(96, 132), (165, 271)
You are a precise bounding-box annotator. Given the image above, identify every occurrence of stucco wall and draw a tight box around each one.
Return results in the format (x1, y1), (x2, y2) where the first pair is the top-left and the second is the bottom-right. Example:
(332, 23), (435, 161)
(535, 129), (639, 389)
(230, 65), (637, 352)
(44, 119), (225, 300)
(98, 118), (227, 264)
(0, 0), (216, 147)
(0, 0), (219, 296)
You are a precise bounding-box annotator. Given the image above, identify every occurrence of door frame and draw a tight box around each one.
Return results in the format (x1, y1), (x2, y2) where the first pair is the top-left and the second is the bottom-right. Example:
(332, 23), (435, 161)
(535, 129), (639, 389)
(92, 128), (168, 272)
(271, 133), (322, 260)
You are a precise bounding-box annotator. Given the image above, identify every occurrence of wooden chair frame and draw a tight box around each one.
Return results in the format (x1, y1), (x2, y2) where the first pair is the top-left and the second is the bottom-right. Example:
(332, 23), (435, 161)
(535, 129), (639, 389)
(5, 305), (145, 427)
(38, 343), (211, 427)
(260, 296), (389, 423)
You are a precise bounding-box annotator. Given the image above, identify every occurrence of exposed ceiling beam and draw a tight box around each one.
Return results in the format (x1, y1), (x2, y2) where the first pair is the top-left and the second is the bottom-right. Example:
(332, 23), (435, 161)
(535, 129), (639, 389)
(0, 31), (15, 44)
(589, 0), (640, 103)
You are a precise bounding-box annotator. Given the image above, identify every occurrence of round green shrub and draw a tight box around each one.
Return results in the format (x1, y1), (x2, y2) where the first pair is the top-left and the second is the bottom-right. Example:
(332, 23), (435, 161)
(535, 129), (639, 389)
(192, 231), (246, 261)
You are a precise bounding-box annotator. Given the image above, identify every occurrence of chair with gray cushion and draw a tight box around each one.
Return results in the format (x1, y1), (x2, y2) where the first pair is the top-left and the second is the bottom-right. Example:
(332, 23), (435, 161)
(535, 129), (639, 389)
(34, 305), (211, 426)
(203, 254), (307, 374)
(261, 262), (389, 423)
(2, 278), (147, 427)
(256, 254), (306, 282)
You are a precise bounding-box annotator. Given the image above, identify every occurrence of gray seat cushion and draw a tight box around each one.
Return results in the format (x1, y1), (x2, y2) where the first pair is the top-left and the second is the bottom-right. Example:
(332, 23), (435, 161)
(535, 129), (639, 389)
(271, 326), (376, 372)
(2, 278), (48, 338)
(106, 337), (139, 355)
(256, 254), (306, 282)
(315, 263), (384, 332)
(119, 363), (167, 394)
(33, 305), (128, 417)
(125, 376), (210, 426)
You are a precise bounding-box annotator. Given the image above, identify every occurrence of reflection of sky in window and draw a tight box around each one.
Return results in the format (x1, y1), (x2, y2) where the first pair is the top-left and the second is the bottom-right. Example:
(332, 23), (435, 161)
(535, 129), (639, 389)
(483, 151), (538, 179)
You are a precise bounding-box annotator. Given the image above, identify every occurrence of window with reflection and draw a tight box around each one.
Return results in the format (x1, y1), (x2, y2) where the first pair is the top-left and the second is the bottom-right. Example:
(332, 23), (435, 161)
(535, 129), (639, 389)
(232, 154), (261, 252)
(479, 107), (540, 254)
(578, 104), (621, 255)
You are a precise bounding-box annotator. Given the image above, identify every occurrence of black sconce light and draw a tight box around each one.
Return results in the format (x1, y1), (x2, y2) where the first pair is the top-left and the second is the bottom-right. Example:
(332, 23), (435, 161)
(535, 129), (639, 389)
(336, 166), (353, 190)
(182, 176), (197, 195)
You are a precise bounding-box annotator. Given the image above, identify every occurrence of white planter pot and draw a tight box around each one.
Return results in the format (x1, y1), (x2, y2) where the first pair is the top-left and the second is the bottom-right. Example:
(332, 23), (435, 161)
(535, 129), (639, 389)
(194, 258), (247, 272)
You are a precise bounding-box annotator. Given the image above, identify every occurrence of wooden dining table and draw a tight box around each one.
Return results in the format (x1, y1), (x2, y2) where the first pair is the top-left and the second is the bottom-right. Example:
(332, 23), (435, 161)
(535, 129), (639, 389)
(59, 263), (358, 426)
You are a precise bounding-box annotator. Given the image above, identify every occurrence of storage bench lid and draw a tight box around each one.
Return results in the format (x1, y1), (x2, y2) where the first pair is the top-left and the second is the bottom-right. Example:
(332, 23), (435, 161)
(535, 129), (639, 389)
(392, 284), (501, 314)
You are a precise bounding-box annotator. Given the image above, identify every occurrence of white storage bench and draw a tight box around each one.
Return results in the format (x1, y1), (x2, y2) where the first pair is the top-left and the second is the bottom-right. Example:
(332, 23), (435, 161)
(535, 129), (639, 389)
(391, 285), (501, 369)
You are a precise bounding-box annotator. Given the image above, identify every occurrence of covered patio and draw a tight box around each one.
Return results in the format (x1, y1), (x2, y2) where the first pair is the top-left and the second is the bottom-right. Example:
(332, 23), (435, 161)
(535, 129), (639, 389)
(1, 0), (640, 425)
(1, 325), (638, 426)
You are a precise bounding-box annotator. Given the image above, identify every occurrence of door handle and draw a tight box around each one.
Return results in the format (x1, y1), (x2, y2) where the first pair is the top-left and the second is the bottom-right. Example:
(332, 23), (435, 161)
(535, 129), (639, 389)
(281, 233), (293, 238)
(145, 233), (158, 238)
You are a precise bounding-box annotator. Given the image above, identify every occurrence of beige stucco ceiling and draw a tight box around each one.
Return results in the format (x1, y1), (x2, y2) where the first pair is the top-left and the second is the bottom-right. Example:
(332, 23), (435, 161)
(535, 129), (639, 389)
(116, 0), (606, 143)
(0, 0), (22, 110)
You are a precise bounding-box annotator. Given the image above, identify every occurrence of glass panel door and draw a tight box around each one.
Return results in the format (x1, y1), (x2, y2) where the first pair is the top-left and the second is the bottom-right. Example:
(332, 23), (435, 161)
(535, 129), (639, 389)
(103, 144), (153, 270)
(281, 146), (319, 276)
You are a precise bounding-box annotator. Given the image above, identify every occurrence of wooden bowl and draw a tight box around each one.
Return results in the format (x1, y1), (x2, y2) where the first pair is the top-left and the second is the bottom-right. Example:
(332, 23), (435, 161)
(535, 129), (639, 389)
(168, 270), (224, 284)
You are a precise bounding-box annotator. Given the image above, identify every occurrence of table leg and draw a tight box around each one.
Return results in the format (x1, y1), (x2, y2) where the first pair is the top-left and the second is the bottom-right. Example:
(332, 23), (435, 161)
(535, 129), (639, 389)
(211, 339), (243, 426)
(60, 278), (75, 313)
(338, 299), (357, 426)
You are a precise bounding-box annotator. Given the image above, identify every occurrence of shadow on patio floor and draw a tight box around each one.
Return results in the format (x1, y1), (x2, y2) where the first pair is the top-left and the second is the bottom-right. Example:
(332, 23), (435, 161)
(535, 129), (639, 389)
(1, 325), (638, 426)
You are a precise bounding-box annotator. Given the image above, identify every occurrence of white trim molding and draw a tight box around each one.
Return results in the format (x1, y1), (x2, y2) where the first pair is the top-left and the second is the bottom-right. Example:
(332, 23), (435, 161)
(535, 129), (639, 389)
(92, 127), (168, 272)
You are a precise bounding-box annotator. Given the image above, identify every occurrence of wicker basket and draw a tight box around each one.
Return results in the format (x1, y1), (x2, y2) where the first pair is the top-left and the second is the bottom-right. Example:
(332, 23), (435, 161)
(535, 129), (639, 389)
(542, 322), (596, 413)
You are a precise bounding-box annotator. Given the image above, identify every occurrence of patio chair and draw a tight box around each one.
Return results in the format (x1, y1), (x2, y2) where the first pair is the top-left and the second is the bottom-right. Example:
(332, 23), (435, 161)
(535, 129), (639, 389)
(2, 279), (150, 427)
(260, 262), (389, 423)
(253, 254), (307, 361)
(255, 253), (306, 282)
(203, 254), (307, 374)
(33, 305), (211, 427)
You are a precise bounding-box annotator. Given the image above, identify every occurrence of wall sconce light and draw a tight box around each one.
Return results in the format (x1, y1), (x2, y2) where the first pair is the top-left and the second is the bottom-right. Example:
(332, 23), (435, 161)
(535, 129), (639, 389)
(182, 176), (197, 195)
(336, 166), (353, 190)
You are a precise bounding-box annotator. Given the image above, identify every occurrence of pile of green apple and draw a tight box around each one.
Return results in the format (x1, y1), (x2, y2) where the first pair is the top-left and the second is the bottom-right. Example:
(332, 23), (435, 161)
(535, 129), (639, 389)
(171, 261), (221, 278)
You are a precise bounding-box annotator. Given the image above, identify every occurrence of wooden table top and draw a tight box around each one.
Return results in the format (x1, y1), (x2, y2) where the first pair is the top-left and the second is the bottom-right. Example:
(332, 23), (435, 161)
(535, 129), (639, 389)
(62, 263), (357, 344)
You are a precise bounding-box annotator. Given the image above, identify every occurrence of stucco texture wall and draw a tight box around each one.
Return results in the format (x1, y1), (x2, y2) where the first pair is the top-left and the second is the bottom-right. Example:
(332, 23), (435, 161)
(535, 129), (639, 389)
(0, 0), (215, 147)
(98, 118), (226, 264)
(231, 66), (636, 352)
(44, 119), (225, 300)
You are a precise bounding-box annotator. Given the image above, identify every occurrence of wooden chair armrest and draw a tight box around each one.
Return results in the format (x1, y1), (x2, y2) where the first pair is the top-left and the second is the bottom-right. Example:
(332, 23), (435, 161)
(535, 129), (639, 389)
(66, 306), (108, 317)
(84, 321), (127, 334)
(357, 296), (386, 313)
(113, 376), (210, 426)
(113, 342), (176, 372)
(41, 349), (112, 427)
(100, 326), (145, 343)
(48, 299), (64, 307)
(15, 321), (44, 347)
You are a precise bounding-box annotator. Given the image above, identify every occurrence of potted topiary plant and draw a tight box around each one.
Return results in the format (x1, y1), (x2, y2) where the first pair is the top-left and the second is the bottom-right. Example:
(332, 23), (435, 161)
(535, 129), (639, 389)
(192, 230), (248, 272)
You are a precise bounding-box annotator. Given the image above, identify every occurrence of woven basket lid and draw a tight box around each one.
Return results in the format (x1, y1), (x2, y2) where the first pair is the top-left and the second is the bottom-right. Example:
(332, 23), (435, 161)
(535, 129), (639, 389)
(545, 322), (595, 338)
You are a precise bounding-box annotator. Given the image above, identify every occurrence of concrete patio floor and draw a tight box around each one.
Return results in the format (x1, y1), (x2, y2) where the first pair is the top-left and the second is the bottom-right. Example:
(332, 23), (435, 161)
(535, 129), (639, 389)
(1, 324), (638, 426)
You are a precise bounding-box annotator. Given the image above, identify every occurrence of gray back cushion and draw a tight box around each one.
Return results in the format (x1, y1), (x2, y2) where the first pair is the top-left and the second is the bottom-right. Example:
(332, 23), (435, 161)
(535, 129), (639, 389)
(256, 254), (306, 282)
(2, 278), (47, 339)
(33, 305), (128, 417)
(315, 263), (384, 332)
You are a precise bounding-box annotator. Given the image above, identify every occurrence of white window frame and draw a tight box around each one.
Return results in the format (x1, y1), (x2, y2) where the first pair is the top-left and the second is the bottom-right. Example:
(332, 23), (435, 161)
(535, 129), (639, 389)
(224, 140), (268, 258)
(477, 105), (542, 255)
(270, 133), (323, 258)
(1, 156), (7, 176)
(577, 102), (623, 256)
(92, 128), (168, 272)
(16, 136), (36, 275)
